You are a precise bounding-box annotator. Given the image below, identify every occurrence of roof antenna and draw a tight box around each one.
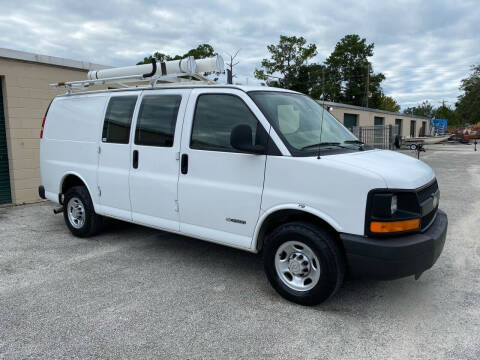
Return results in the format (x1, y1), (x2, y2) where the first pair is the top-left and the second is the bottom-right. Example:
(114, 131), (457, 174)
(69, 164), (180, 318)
(317, 67), (326, 159)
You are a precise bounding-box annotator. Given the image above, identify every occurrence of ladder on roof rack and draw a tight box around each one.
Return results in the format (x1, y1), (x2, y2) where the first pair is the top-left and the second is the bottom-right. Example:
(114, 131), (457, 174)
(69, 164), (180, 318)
(50, 55), (224, 94)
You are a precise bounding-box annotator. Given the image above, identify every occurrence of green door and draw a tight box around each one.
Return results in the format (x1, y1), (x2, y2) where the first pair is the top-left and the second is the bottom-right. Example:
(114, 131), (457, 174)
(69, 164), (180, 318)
(0, 80), (12, 204)
(343, 113), (358, 130)
(373, 117), (384, 147)
(395, 119), (402, 135)
(420, 121), (427, 136)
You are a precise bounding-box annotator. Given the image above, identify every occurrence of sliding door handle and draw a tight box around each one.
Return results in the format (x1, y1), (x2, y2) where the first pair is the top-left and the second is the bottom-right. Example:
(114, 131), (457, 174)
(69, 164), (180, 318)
(181, 154), (188, 174)
(133, 150), (139, 169)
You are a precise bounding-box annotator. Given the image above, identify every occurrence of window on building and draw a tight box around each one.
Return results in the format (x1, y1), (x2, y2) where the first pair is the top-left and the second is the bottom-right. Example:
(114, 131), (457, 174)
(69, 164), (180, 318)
(410, 120), (416, 137)
(190, 94), (262, 152)
(134, 95), (181, 147)
(343, 113), (358, 129)
(395, 119), (402, 135)
(102, 96), (138, 144)
(374, 116), (384, 126)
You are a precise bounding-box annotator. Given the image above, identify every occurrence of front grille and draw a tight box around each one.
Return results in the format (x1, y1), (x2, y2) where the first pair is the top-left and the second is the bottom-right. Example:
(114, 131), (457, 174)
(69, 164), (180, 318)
(418, 179), (439, 230)
(417, 179), (438, 203)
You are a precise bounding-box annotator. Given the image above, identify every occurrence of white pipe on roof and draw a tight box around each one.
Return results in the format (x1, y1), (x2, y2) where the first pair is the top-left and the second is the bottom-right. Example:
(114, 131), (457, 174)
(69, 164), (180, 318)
(87, 55), (224, 81)
(195, 55), (224, 73)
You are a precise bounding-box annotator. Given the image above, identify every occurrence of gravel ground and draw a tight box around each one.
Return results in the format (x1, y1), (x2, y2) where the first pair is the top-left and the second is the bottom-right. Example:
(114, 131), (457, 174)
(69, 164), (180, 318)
(0, 145), (479, 359)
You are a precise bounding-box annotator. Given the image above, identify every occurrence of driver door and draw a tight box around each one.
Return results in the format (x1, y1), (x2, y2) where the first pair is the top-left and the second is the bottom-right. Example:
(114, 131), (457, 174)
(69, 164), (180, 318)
(177, 89), (271, 249)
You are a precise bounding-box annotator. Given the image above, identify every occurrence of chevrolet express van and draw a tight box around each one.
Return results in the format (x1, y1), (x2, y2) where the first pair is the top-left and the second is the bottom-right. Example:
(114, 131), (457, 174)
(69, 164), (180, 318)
(39, 80), (447, 305)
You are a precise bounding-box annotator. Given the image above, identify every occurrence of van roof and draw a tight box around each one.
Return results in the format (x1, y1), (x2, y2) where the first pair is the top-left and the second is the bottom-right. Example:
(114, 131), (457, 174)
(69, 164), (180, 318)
(55, 84), (300, 98)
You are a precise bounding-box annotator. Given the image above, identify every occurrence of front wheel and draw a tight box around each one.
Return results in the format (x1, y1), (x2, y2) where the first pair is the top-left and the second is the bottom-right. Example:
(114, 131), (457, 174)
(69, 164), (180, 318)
(63, 186), (102, 237)
(263, 222), (345, 305)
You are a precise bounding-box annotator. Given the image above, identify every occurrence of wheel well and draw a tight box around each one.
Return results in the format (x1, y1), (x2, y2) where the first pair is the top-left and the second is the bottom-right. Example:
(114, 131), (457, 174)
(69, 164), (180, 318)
(61, 175), (86, 203)
(255, 209), (344, 254)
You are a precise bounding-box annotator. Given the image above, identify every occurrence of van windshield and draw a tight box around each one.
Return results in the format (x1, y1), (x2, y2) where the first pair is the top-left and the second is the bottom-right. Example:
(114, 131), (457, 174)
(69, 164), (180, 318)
(249, 91), (360, 154)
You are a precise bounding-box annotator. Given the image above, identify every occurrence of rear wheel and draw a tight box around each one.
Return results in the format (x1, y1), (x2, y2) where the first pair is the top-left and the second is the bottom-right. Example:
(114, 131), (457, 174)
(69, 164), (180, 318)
(63, 186), (102, 237)
(263, 222), (345, 305)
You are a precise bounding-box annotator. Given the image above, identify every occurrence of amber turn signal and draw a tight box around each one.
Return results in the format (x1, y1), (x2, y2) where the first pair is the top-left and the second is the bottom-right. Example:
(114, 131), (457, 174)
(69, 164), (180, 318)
(370, 218), (420, 233)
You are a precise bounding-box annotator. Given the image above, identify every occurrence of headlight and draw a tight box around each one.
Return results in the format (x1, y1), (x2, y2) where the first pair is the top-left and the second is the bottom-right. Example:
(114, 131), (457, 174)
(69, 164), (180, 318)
(390, 195), (398, 215)
(371, 193), (398, 218)
(367, 191), (421, 235)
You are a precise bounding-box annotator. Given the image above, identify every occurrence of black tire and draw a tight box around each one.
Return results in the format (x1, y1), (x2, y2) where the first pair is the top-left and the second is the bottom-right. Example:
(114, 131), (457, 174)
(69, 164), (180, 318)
(263, 222), (345, 306)
(63, 186), (103, 237)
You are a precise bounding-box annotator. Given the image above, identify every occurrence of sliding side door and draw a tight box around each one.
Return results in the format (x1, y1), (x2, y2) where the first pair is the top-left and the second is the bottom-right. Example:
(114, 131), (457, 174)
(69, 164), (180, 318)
(129, 89), (189, 232)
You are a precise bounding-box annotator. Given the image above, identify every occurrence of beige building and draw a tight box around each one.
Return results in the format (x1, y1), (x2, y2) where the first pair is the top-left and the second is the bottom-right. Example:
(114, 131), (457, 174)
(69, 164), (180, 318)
(0, 48), (107, 205)
(320, 101), (431, 138)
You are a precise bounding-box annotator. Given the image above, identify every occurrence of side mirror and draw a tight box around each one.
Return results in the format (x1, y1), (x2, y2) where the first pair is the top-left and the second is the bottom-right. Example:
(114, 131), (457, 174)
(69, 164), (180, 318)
(230, 124), (266, 154)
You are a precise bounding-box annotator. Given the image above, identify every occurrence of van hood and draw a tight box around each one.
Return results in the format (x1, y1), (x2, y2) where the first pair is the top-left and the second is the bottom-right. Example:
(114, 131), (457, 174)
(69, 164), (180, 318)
(325, 149), (435, 189)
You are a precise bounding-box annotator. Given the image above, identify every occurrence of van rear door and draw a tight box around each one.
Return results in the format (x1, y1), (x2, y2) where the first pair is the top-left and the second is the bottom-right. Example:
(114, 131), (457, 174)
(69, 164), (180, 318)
(97, 93), (139, 220)
(129, 89), (189, 232)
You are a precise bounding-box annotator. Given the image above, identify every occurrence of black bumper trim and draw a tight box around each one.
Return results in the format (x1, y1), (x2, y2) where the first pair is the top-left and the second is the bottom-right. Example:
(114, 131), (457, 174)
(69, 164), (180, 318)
(38, 185), (46, 199)
(340, 209), (448, 280)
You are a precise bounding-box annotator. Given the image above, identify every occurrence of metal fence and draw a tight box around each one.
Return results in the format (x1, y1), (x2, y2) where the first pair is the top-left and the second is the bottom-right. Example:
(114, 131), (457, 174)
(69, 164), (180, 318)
(351, 125), (399, 149)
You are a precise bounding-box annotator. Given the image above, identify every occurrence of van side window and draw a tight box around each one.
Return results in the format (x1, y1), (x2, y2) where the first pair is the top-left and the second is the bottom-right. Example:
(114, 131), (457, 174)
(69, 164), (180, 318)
(191, 94), (261, 152)
(135, 95), (181, 147)
(102, 96), (138, 144)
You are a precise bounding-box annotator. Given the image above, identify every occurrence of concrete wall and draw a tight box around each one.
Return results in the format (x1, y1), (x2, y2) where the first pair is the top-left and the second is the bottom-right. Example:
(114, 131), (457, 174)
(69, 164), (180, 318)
(0, 58), (88, 204)
(327, 105), (430, 138)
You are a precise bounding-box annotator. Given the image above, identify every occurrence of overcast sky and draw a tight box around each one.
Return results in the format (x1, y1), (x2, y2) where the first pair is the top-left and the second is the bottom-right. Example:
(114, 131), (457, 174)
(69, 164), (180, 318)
(0, 0), (478, 109)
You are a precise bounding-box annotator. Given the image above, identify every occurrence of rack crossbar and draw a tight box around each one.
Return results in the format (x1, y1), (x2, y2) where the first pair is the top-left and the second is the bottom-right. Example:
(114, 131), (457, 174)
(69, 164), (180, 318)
(50, 72), (213, 94)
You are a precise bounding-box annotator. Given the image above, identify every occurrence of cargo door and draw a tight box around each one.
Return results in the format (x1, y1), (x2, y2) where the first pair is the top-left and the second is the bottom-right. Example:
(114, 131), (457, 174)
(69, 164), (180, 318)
(97, 94), (138, 220)
(129, 89), (189, 232)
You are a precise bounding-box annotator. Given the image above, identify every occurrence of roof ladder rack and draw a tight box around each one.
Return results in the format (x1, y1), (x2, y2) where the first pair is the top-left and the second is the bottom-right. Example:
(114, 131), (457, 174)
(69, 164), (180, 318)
(50, 55), (224, 94)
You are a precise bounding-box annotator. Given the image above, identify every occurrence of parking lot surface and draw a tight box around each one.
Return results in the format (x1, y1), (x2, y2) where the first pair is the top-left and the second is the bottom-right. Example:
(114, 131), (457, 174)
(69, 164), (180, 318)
(1, 145), (479, 359)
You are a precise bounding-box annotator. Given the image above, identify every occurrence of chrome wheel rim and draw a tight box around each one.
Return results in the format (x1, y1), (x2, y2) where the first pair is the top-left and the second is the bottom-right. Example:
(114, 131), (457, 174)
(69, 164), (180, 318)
(67, 197), (85, 229)
(275, 241), (321, 291)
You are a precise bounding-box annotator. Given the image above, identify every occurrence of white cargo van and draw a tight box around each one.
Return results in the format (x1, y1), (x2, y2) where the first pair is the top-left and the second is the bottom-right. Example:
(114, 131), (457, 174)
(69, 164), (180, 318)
(39, 59), (447, 305)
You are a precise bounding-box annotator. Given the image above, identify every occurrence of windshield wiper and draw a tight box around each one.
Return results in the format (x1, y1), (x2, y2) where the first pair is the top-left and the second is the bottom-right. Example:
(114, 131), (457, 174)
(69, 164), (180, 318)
(301, 142), (346, 150)
(343, 139), (366, 151)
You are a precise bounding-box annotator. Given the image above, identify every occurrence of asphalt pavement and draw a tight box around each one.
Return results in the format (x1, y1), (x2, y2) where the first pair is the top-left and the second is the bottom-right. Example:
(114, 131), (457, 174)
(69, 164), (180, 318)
(0, 144), (479, 359)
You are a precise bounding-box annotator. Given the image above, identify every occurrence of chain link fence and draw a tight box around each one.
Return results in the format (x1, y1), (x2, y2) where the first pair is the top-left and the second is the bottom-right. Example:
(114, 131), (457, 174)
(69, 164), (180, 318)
(351, 125), (399, 150)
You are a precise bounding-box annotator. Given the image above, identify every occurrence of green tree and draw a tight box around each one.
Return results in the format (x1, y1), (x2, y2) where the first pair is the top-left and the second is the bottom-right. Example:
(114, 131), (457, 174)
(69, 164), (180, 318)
(289, 63), (326, 99)
(434, 104), (458, 126)
(376, 94), (401, 112)
(137, 44), (216, 65)
(183, 44), (215, 60)
(456, 65), (480, 125)
(254, 35), (317, 89)
(137, 52), (172, 65)
(404, 100), (434, 118)
(324, 34), (385, 107)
